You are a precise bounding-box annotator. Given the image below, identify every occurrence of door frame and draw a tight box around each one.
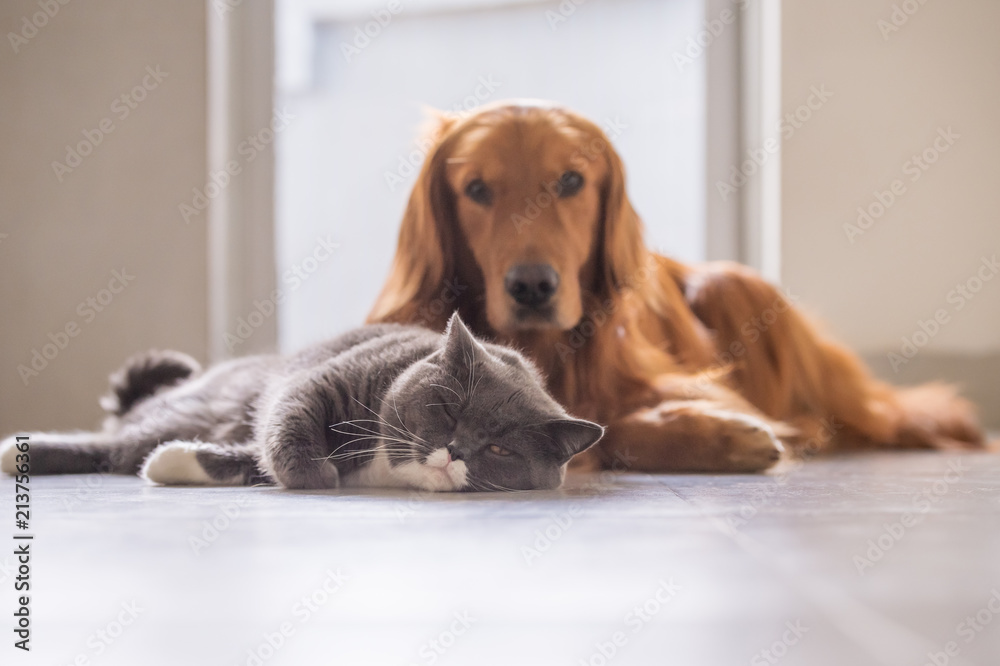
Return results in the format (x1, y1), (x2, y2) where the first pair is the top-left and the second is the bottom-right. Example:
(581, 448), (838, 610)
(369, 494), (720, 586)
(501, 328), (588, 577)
(206, 0), (781, 358)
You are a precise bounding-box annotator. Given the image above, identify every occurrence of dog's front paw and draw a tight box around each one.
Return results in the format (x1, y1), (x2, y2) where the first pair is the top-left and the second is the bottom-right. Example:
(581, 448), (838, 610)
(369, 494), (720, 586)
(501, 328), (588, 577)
(707, 411), (785, 472)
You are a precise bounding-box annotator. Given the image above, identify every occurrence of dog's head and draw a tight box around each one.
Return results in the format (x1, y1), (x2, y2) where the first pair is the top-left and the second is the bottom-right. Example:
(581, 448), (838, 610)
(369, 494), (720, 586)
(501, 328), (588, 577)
(371, 101), (647, 334)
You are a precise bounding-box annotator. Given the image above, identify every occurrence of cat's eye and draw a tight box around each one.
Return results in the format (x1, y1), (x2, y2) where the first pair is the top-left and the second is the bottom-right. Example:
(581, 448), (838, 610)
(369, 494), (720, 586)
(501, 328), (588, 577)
(431, 398), (461, 424)
(464, 178), (492, 206)
(489, 444), (512, 456)
(556, 170), (584, 198)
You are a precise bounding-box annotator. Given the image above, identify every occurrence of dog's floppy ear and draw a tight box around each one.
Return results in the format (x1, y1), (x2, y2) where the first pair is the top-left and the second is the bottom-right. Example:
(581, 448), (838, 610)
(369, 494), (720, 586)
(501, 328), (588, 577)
(368, 111), (458, 325)
(599, 139), (648, 296)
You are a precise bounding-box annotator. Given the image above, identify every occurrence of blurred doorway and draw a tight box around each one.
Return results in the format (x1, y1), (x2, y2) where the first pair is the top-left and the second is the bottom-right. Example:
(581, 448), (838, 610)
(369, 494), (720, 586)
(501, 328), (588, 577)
(273, 0), (721, 351)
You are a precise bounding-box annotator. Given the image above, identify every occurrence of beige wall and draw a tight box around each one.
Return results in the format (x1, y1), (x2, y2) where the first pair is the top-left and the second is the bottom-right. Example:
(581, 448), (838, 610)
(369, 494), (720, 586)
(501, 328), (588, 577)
(781, 0), (1000, 356)
(2, 1), (995, 435)
(0, 1), (208, 433)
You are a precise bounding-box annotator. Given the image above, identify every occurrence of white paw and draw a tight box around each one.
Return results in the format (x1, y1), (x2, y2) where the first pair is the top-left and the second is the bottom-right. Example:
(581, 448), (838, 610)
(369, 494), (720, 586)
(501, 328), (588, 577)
(392, 451), (469, 492)
(142, 441), (214, 485)
(1, 436), (21, 475)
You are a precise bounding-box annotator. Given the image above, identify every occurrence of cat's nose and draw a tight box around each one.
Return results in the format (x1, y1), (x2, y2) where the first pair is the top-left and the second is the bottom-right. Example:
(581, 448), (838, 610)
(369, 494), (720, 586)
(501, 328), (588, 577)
(446, 444), (463, 462)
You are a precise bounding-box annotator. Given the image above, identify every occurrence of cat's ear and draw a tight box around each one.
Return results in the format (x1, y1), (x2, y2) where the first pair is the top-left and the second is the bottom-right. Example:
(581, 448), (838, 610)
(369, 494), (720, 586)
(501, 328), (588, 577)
(442, 312), (487, 370)
(545, 418), (605, 463)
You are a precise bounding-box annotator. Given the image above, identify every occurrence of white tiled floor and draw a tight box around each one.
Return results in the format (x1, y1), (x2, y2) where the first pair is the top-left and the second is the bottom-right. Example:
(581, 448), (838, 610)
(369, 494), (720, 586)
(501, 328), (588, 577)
(5, 452), (1000, 665)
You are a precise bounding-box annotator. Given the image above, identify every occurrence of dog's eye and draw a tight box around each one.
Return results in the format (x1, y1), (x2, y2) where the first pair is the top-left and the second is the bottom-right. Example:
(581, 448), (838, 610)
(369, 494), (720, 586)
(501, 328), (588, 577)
(464, 179), (492, 206)
(489, 444), (512, 456)
(556, 170), (584, 198)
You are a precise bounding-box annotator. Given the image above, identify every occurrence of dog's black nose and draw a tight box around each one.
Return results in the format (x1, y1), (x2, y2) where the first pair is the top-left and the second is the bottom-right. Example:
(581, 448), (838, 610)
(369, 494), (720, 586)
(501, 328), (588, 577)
(504, 264), (560, 307)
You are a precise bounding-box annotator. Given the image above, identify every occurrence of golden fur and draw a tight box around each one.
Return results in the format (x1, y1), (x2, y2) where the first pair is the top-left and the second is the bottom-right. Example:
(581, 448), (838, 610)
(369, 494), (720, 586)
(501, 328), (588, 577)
(368, 102), (984, 472)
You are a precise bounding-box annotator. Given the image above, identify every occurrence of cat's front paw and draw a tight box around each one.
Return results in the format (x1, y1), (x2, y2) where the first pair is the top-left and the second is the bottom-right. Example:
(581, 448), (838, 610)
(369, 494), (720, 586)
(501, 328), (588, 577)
(276, 460), (340, 490)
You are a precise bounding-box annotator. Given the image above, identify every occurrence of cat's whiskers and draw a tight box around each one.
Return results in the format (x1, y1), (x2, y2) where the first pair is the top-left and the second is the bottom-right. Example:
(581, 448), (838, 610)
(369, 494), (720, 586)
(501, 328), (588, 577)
(344, 400), (422, 443)
(390, 395), (420, 444)
(471, 373), (487, 403)
(370, 394), (428, 446)
(330, 419), (412, 446)
(429, 382), (465, 402)
(330, 424), (383, 440)
(353, 425), (432, 453)
(331, 432), (421, 450)
(465, 349), (476, 401)
(466, 472), (522, 493)
(316, 444), (417, 464)
(318, 448), (409, 462)
(320, 423), (433, 465)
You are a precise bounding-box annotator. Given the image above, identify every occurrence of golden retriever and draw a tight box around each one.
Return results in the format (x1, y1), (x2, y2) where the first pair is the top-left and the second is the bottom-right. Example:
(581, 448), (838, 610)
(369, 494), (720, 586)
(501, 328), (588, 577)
(368, 101), (983, 473)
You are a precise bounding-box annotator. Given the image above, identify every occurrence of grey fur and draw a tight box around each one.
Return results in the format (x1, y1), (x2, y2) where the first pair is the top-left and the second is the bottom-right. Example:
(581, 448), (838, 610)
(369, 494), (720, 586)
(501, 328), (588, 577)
(1, 315), (603, 491)
(100, 349), (202, 416)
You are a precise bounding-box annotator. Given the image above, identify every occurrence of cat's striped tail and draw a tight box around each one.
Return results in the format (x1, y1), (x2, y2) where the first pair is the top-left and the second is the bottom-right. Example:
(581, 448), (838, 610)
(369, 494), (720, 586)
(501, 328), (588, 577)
(101, 349), (201, 416)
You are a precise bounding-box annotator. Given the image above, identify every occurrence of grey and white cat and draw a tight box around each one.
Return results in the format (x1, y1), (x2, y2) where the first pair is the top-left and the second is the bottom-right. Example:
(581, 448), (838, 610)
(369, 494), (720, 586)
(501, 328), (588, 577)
(0, 314), (603, 492)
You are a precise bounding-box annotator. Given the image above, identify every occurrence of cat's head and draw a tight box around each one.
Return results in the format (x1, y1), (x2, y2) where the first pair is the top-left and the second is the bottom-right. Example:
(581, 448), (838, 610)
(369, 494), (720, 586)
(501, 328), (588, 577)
(381, 313), (604, 492)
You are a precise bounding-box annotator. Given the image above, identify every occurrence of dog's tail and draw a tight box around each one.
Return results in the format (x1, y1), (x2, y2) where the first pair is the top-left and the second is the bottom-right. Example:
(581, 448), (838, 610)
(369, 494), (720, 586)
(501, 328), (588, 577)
(686, 262), (985, 452)
(100, 350), (201, 417)
(888, 382), (985, 450)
